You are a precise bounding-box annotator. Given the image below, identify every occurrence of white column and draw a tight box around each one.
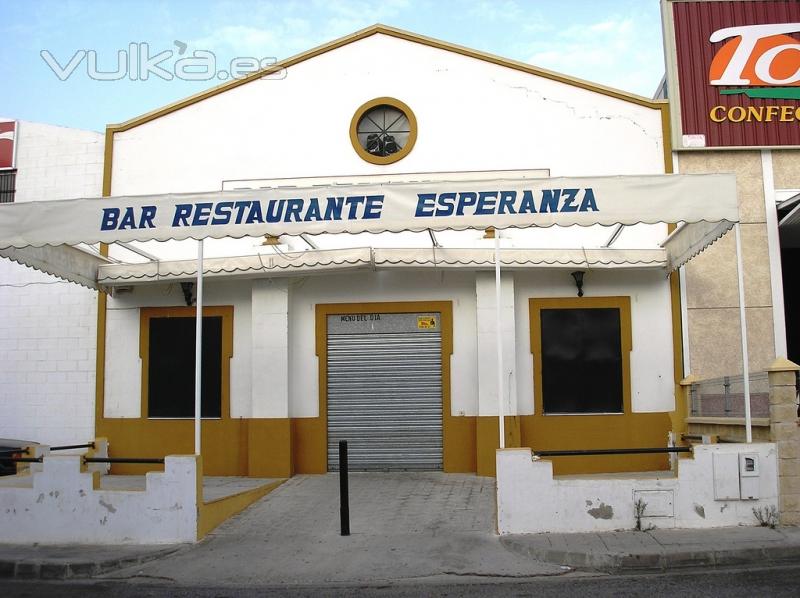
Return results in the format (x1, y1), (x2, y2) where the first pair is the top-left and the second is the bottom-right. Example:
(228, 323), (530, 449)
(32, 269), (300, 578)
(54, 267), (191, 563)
(475, 270), (516, 438)
(251, 279), (290, 418)
(734, 224), (752, 443)
(679, 266), (690, 377)
(761, 150), (787, 358)
(194, 240), (204, 455)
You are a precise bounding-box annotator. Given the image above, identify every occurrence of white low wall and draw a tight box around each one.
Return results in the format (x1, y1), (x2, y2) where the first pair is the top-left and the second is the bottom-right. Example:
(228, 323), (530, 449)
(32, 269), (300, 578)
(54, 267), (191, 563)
(497, 444), (779, 534)
(0, 455), (198, 544)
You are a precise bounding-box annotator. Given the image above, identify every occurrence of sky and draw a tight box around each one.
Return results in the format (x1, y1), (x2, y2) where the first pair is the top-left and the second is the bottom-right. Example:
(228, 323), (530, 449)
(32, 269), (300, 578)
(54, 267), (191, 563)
(1, 0), (666, 132)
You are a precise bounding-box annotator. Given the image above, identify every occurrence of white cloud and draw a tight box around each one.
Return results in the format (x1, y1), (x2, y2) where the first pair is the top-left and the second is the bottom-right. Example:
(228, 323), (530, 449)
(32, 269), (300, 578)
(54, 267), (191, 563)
(525, 14), (663, 96)
(467, 0), (524, 21)
(191, 26), (279, 55)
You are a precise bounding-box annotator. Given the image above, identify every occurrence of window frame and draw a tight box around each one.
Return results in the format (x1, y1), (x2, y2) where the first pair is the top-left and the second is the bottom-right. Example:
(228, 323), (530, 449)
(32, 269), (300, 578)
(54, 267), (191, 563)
(0, 169), (17, 204)
(139, 305), (234, 420)
(529, 296), (632, 417)
(349, 97), (418, 165)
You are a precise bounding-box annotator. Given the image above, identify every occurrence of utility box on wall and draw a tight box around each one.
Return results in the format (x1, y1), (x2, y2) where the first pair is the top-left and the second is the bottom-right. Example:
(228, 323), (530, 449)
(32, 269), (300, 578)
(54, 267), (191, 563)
(713, 452), (760, 501)
(739, 453), (759, 500)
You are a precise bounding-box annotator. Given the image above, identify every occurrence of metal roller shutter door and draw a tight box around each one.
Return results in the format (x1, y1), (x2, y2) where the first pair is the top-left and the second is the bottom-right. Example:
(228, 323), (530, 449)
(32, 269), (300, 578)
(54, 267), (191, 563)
(327, 312), (443, 471)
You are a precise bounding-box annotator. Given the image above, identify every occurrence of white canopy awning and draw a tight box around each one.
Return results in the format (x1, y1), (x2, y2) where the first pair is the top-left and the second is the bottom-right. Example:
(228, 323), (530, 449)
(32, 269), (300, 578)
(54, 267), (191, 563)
(0, 244), (110, 290)
(0, 173), (739, 286)
(97, 247), (667, 285)
(661, 220), (736, 273)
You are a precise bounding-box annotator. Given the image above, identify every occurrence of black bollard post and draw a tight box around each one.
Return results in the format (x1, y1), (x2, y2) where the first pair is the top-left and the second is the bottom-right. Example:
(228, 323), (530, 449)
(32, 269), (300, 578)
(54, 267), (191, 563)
(339, 440), (350, 536)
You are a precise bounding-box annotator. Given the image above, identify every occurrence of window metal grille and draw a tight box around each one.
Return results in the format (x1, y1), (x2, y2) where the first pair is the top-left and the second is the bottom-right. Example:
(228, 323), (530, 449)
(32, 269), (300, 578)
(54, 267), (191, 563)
(0, 170), (15, 203)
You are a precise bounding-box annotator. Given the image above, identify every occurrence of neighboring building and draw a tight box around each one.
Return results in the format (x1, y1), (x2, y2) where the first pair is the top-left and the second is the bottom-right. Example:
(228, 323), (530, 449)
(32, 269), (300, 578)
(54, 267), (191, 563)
(0, 120), (103, 445)
(661, 0), (800, 377)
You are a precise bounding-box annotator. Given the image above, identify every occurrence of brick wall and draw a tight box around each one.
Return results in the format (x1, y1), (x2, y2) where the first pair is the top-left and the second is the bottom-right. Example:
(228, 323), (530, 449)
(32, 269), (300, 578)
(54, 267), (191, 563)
(0, 120), (103, 445)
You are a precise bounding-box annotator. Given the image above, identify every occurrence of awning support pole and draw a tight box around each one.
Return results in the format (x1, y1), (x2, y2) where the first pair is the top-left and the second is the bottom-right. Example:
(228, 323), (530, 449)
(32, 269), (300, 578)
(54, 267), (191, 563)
(495, 233), (505, 449)
(195, 239), (204, 455)
(734, 224), (752, 443)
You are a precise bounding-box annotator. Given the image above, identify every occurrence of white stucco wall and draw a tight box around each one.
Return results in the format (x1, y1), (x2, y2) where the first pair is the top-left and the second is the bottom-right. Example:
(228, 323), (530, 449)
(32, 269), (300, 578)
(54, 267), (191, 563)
(497, 443), (779, 534)
(103, 267), (673, 421)
(0, 455), (198, 544)
(0, 120), (103, 445)
(104, 280), (253, 418)
(476, 272), (517, 416)
(99, 31), (674, 422)
(109, 33), (664, 198)
(514, 268), (675, 414)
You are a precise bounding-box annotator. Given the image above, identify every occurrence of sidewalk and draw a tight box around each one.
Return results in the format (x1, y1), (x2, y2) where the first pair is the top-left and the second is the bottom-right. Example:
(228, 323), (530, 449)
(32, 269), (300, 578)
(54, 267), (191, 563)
(0, 544), (183, 580)
(501, 526), (800, 572)
(1, 474), (800, 582)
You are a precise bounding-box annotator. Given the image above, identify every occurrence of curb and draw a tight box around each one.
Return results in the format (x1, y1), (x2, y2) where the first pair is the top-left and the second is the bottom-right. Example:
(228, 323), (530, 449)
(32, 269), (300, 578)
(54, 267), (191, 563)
(0, 546), (182, 580)
(500, 537), (800, 573)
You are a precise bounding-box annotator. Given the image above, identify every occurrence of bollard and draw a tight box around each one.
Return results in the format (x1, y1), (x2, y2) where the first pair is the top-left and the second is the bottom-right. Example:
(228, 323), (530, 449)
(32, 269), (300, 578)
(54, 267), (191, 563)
(339, 440), (350, 536)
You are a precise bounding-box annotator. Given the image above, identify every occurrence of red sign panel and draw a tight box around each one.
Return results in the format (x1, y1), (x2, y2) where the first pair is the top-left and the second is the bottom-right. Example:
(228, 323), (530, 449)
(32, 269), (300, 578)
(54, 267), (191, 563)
(0, 121), (15, 169)
(671, 0), (800, 148)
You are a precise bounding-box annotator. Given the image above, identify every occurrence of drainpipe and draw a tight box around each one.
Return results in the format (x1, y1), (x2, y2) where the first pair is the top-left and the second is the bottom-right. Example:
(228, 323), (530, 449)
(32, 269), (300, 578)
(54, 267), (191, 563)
(495, 233), (505, 449)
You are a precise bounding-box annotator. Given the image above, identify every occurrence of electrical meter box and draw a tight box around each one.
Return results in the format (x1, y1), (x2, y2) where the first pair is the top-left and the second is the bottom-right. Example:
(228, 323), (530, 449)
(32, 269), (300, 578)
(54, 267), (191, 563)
(739, 453), (760, 500)
(713, 453), (740, 500)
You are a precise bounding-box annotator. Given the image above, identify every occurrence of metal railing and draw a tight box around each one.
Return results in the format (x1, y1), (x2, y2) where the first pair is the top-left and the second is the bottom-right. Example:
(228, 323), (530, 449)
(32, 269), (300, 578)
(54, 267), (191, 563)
(533, 446), (692, 457)
(51, 442), (95, 451)
(689, 372), (770, 418)
(0, 455), (164, 465)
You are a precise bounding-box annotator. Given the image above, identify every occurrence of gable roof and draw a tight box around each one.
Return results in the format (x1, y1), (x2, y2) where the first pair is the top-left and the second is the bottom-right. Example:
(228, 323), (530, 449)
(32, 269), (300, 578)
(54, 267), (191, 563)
(107, 24), (663, 134)
(101, 25), (671, 195)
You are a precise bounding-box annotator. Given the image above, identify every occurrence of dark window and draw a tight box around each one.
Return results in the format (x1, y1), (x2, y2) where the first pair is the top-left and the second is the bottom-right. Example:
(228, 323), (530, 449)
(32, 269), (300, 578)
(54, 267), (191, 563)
(0, 170), (15, 203)
(148, 316), (222, 418)
(541, 308), (623, 414)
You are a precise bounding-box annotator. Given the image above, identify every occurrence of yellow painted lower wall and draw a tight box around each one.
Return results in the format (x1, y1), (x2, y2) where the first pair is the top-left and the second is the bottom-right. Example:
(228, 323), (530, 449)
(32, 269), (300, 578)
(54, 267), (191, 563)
(99, 410), (674, 477)
(198, 479), (285, 539)
(292, 417), (327, 474)
(247, 419), (293, 478)
(476, 416), (520, 477)
(443, 414), (477, 473)
(96, 417), (247, 475)
(519, 412), (672, 475)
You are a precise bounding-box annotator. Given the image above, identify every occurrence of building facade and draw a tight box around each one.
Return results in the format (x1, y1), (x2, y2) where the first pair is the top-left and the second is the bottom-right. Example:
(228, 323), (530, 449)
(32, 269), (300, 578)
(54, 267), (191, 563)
(0, 120), (103, 446)
(663, 0), (800, 378)
(88, 26), (682, 477)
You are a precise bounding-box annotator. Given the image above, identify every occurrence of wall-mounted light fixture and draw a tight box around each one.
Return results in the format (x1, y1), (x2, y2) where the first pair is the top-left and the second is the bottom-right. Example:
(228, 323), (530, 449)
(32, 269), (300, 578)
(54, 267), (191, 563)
(571, 271), (585, 297)
(261, 234), (281, 246)
(180, 281), (195, 306)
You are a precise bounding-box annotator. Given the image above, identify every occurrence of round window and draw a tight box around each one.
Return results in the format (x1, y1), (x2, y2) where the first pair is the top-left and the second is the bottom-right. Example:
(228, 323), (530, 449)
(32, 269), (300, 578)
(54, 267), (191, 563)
(350, 97), (417, 165)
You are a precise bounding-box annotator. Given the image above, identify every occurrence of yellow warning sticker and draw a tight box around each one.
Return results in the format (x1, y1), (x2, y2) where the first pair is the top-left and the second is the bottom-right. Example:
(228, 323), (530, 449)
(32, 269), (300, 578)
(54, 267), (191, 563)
(417, 316), (437, 329)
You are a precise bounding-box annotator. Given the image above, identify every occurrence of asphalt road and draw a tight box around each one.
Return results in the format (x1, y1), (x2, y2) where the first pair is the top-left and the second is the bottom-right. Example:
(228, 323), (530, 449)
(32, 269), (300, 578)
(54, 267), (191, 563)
(2, 563), (800, 597)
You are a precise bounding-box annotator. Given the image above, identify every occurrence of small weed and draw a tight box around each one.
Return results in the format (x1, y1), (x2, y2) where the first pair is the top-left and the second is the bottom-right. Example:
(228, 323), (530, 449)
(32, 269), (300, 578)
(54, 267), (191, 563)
(634, 498), (654, 531)
(752, 505), (779, 529)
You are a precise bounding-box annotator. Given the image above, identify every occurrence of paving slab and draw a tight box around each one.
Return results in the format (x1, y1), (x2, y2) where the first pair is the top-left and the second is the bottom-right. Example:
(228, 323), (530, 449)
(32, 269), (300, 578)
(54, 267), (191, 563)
(5, 472), (800, 585)
(0, 544), (183, 580)
(501, 525), (800, 572)
(101, 473), (566, 586)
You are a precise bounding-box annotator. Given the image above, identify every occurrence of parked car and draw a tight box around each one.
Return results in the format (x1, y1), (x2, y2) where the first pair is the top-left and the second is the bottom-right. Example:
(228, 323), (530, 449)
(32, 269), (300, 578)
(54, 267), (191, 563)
(0, 439), (39, 476)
